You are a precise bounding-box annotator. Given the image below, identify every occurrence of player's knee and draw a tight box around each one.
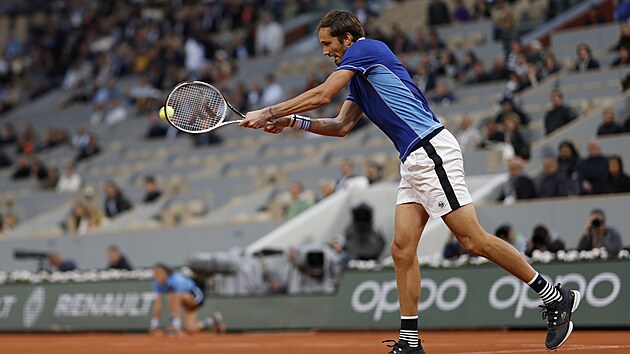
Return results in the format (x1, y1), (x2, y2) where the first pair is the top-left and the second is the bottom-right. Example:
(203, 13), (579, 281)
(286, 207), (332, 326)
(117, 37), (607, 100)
(457, 234), (484, 256)
(391, 241), (416, 267)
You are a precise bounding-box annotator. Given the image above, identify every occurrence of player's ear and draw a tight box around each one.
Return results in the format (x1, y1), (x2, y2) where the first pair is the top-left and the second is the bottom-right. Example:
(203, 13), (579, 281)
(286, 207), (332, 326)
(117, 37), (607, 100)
(344, 32), (353, 45)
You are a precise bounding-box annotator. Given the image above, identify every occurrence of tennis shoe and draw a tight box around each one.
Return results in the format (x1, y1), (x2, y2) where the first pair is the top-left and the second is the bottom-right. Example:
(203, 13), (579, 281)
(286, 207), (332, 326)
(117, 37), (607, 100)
(211, 311), (227, 334)
(382, 339), (425, 354)
(540, 284), (581, 350)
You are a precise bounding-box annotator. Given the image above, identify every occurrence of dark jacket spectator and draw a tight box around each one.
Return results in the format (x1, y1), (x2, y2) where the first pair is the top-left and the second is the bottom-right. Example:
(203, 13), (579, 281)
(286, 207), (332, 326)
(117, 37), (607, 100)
(544, 90), (577, 135)
(453, 0), (471, 22)
(574, 43), (600, 72)
(557, 140), (580, 179)
(503, 114), (530, 160)
(443, 233), (467, 260)
(613, 23), (630, 51)
(583, 6), (606, 26)
(11, 155), (31, 180)
(495, 95), (530, 127)
(75, 134), (101, 163)
(107, 245), (133, 271)
(498, 158), (537, 203)
(539, 53), (562, 79)
(104, 180), (133, 218)
(479, 118), (505, 148)
(611, 46), (630, 67)
(604, 155), (630, 193)
(538, 157), (569, 198)
(49, 253), (77, 272)
(146, 114), (169, 139)
(525, 225), (565, 257)
(0, 149), (12, 168)
(428, 0), (451, 26)
(577, 209), (623, 256)
(143, 176), (162, 203)
(577, 139), (608, 195)
(597, 107), (624, 136)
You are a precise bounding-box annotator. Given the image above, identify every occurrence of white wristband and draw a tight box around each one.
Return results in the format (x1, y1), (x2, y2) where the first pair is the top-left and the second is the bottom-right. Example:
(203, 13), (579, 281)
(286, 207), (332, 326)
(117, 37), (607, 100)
(150, 318), (159, 330)
(171, 317), (182, 329)
(290, 114), (311, 131)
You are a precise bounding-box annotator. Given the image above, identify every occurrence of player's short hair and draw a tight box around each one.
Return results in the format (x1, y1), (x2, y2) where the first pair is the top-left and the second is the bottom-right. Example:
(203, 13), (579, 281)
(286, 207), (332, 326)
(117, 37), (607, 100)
(153, 262), (173, 274)
(316, 9), (365, 43)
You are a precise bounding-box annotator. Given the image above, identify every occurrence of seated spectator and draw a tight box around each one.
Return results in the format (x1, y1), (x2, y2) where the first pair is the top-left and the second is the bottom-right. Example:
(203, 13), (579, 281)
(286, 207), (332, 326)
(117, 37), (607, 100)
(464, 61), (491, 85)
(525, 224), (565, 257)
(11, 155), (31, 180)
(495, 223), (527, 255)
(505, 72), (525, 93)
(488, 55), (510, 82)
(0, 123), (17, 145)
(107, 245), (133, 270)
(74, 134), (101, 163)
(443, 232), (467, 260)
(255, 12), (284, 56)
(286, 181), (314, 218)
(491, 0), (516, 42)
(506, 39), (524, 73)
(538, 156), (569, 198)
(143, 176), (162, 203)
(497, 157), (537, 203)
(104, 180), (133, 218)
(425, 30), (446, 52)
(343, 203), (385, 261)
(479, 118), (505, 147)
(453, 0), (471, 22)
(318, 178), (336, 201)
(544, 90), (577, 135)
(435, 51), (460, 78)
(3, 213), (18, 231)
(604, 155), (630, 193)
(66, 202), (90, 235)
(145, 113), (169, 139)
(48, 252), (77, 272)
(577, 139), (608, 195)
(597, 107), (623, 136)
(30, 158), (49, 183)
(526, 40), (545, 67)
(429, 82), (456, 107)
(473, 0), (492, 20)
(261, 74), (284, 107)
(574, 43), (600, 72)
(455, 115), (482, 152)
(503, 114), (530, 160)
(611, 45), (630, 67)
(539, 53), (561, 79)
(56, 164), (82, 193)
(365, 160), (384, 184)
(0, 148), (12, 168)
(578, 209), (623, 256)
(71, 127), (90, 150)
(557, 140), (580, 180)
(584, 5), (606, 26)
(613, 23), (630, 51)
(427, 0), (451, 26)
(413, 64), (436, 93)
(336, 159), (369, 191)
(40, 167), (60, 190)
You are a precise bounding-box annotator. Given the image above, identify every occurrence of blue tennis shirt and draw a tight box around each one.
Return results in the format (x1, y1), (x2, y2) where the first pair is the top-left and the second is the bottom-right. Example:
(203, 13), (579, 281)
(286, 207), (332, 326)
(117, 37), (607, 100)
(152, 272), (196, 294)
(336, 38), (442, 161)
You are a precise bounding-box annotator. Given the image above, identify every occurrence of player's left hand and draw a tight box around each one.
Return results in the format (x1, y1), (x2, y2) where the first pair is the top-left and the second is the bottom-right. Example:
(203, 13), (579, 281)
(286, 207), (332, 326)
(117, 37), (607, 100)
(240, 109), (269, 129)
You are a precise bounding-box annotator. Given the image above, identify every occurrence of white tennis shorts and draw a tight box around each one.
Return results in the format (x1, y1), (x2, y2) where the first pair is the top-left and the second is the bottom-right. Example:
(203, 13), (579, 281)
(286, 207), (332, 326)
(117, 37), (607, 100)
(397, 128), (473, 218)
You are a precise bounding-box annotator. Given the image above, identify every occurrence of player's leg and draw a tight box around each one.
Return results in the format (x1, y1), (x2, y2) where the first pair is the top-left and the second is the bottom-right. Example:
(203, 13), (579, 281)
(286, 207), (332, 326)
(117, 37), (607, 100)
(388, 202), (428, 354)
(165, 292), (185, 336)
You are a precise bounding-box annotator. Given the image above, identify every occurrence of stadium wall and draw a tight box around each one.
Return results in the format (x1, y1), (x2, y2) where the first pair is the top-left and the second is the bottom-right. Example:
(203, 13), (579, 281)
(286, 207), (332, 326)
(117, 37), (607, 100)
(0, 261), (628, 332)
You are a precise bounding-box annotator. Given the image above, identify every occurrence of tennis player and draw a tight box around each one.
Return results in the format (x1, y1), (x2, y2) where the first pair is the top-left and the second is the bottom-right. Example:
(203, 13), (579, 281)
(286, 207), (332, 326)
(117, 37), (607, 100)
(240, 10), (580, 354)
(150, 263), (225, 336)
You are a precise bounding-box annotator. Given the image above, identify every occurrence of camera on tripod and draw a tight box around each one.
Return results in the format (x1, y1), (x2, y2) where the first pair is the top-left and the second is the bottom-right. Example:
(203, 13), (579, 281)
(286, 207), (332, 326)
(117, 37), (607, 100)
(13, 249), (51, 272)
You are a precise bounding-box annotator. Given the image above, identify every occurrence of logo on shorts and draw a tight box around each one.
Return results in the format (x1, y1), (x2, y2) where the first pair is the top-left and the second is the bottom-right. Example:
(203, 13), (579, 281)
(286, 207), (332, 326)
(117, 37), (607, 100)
(438, 201), (446, 209)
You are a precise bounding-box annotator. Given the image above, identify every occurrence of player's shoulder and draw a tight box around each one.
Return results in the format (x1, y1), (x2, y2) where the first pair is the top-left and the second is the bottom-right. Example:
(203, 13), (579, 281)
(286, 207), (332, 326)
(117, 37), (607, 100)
(348, 38), (387, 53)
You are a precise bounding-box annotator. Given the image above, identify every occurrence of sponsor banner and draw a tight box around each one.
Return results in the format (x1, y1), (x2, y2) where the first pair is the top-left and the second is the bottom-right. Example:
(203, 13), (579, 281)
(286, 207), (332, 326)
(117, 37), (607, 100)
(0, 261), (628, 331)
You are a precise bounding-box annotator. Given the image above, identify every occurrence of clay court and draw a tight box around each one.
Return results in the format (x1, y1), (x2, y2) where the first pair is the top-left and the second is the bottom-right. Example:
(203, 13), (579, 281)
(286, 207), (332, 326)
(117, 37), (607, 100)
(3, 330), (630, 354)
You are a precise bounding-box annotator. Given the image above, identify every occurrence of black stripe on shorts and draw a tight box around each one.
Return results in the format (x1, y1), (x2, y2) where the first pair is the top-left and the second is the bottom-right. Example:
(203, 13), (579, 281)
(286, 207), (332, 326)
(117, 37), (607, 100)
(422, 142), (461, 211)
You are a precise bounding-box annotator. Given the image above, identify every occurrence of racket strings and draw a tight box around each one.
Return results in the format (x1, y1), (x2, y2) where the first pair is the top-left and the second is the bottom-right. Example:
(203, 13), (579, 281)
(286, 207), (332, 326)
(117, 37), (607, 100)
(167, 84), (227, 133)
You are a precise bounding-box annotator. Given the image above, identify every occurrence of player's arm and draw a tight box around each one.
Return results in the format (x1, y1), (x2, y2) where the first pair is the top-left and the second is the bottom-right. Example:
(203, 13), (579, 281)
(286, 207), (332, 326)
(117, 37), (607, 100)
(265, 99), (363, 137)
(240, 69), (355, 129)
(150, 294), (162, 331)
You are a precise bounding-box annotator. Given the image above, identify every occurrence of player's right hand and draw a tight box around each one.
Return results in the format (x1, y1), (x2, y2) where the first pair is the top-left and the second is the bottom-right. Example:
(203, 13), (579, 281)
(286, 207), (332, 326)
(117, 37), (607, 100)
(264, 117), (290, 134)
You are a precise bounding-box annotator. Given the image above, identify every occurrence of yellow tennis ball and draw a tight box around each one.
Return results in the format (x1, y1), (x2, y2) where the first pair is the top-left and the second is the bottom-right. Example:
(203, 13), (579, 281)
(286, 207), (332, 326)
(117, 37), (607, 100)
(159, 106), (174, 120)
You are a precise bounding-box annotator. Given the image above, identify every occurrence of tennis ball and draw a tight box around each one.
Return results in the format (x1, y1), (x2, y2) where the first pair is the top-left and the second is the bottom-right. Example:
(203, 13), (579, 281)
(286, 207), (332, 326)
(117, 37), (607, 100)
(159, 106), (174, 120)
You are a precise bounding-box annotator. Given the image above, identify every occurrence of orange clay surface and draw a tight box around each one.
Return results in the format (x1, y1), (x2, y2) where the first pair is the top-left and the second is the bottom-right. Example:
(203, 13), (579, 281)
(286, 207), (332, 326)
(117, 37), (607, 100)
(2, 330), (630, 354)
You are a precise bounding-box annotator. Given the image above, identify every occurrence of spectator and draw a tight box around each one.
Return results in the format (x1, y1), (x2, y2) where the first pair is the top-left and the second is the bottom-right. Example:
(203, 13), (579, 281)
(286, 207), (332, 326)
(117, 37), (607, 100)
(539, 53), (561, 79)
(503, 114), (530, 160)
(56, 164), (82, 193)
(614, 0), (630, 22)
(3, 213), (18, 231)
(488, 55), (510, 82)
(71, 127), (90, 150)
(506, 39), (524, 73)
(48, 252), (77, 272)
(443, 232), (467, 260)
(0, 148), (11, 168)
(365, 161), (384, 184)
(497, 157), (537, 203)
(143, 176), (162, 203)
(455, 115), (482, 152)
(75, 134), (101, 163)
(584, 5), (607, 26)
(30, 158), (49, 183)
(425, 30), (446, 52)
(413, 64), (436, 92)
(40, 167), (60, 190)
(544, 90), (577, 135)
(145, 113), (169, 139)
(611, 45), (630, 67)
(427, 0), (451, 26)
(538, 156), (569, 198)
(336, 159), (369, 191)
(465, 61), (491, 85)
(613, 23), (630, 51)
(526, 40), (545, 67)
(495, 223), (527, 255)
(491, 0), (516, 42)
(107, 245), (133, 271)
(604, 155), (630, 193)
(453, 0), (471, 22)
(479, 118), (505, 147)
(495, 94), (530, 127)
(577, 139), (608, 195)
(597, 107), (623, 136)
(343, 203), (385, 261)
(318, 178), (337, 201)
(525, 224), (565, 257)
(578, 209), (623, 256)
(429, 82), (456, 107)
(260, 74), (284, 107)
(473, 0), (492, 20)
(574, 43), (600, 72)
(286, 181), (314, 218)
(255, 11), (284, 56)
(11, 155), (31, 180)
(0, 123), (17, 145)
(104, 180), (133, 218)
(557, 140), (580, 180)
(66, 202), (90, 235)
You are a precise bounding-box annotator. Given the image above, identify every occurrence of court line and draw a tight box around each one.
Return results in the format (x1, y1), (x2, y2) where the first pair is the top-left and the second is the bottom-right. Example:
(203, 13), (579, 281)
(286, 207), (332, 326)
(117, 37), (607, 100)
(460, 344), (630, 354)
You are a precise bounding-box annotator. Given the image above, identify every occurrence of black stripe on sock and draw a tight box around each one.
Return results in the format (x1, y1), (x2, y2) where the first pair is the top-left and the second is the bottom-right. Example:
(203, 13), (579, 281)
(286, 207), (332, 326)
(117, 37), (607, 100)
(529, 274), (547, 293)
(401, 318), (418, 331)
(423, 142), (460, 211)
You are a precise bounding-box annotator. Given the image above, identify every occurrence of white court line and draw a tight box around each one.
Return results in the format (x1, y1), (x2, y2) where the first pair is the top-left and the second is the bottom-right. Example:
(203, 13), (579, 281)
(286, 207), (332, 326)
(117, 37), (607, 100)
(460, 344), (630, 354)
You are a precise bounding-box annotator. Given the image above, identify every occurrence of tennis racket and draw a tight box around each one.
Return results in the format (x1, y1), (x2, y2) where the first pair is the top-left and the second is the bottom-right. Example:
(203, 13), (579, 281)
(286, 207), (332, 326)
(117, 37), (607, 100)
(163, 81), (245, 134)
